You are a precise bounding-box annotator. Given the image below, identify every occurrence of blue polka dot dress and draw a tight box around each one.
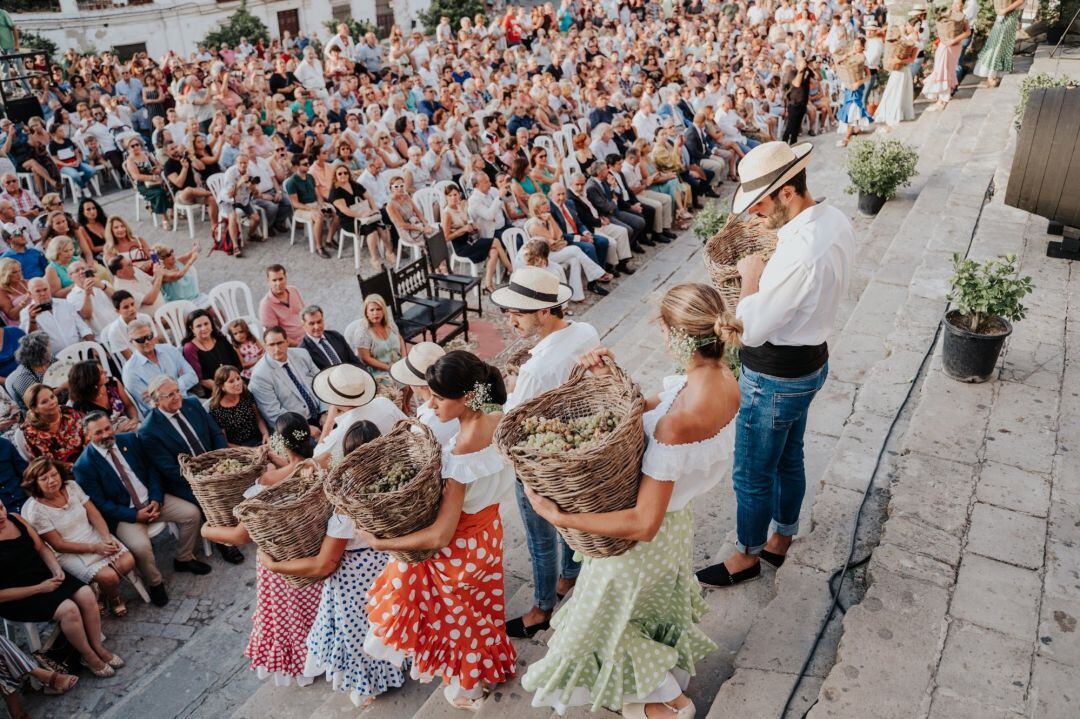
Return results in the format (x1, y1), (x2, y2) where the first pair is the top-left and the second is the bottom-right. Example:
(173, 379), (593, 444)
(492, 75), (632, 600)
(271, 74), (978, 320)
(303, 514), (406, 706)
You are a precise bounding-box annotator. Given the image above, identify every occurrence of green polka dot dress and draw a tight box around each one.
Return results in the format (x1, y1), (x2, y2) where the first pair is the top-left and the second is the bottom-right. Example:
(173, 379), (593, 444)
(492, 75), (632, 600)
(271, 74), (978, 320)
(974, 10), (1020, 78)
(522, 376), (732, 713)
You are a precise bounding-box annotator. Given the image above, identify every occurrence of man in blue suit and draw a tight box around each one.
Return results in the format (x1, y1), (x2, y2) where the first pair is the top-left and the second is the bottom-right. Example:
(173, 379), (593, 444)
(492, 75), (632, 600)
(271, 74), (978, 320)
(74, 411), (208, 607)
(139, 376), (244, 565)
(547, 183), (611, 276)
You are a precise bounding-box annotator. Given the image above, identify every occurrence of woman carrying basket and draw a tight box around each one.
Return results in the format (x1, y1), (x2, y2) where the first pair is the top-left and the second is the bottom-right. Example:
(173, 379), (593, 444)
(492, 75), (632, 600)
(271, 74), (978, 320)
(973, 0), (1025, 88)
(388, 342), (460, 446)
(358, 351), (518, 711)
(520, 283), (740, 719)
(201, 413), (325, 688)
(255, 420), (406, 709)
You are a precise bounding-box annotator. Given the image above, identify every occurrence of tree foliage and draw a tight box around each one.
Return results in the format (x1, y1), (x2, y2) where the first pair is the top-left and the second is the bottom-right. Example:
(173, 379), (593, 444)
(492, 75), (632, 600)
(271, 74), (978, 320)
(20, 31), (58, 62)
(202, 1), (270, 49)
(417, 0), (485, 35)
(844, 138), (919, 200)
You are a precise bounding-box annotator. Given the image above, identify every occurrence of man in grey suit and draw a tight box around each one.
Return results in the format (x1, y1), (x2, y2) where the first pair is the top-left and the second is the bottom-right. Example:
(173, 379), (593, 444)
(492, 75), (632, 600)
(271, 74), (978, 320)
(584, 163), (648, 247)
(248, 325), (326, 436)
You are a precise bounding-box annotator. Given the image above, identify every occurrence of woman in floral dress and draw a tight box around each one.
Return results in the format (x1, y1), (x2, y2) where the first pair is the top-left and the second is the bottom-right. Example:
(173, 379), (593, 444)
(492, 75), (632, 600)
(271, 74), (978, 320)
(522, 283), (741, 719)
(359, 350), (517, 711)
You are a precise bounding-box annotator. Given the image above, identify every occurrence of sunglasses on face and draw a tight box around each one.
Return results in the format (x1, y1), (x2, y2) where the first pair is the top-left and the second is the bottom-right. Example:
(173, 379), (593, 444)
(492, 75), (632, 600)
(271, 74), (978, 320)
(132, 334), (154, 344)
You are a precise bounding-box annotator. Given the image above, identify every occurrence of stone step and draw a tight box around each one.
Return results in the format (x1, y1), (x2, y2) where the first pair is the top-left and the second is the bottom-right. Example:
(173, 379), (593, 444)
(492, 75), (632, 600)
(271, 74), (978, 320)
(702, 66), (1032, 719)
(803, 65), (1037, 719)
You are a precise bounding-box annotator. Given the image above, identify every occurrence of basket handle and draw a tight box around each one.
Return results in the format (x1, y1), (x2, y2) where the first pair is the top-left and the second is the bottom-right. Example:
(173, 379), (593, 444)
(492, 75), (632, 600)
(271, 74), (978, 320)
(389, 417), (437, 445)
(567, 353), (632, 386)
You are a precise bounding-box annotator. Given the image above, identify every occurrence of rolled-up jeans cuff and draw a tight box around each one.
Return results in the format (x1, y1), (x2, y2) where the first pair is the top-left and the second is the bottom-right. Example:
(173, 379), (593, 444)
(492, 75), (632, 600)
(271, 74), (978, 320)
(770, 519), (799, 537)
(734, 539), (766, 556)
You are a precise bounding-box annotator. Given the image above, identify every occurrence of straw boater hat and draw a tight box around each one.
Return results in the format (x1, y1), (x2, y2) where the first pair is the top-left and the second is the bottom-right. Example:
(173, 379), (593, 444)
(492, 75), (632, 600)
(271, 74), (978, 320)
(389, 342), (445, 387)
(312, 364), (377, 408)
(731, 140), (814, 215)
(489, 267), (573, 311)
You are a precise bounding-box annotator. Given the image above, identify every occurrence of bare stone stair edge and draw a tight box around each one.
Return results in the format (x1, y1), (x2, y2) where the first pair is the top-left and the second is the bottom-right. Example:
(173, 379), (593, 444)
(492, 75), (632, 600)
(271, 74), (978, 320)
(701, 69), (1030, 719)
(800, 78), (1038, 718)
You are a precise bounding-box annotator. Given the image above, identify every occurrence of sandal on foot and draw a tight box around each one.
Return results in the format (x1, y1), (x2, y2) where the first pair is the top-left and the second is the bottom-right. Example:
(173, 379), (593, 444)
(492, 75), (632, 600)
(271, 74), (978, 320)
(106, 653), (125, 669)
(695, 561), (761, 588)
(443, 684), (485, 712)
(505, 615), (551, 639)
(760, 549), (786, 568)
(44, 670), (79, 695)
(80, 658), (115, 678)
(110, 596), (127, 617)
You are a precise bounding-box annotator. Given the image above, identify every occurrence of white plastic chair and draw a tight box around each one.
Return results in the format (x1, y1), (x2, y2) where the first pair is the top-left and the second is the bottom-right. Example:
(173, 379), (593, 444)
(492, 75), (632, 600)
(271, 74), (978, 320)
(289, 213), (315, 253)
(152, 521), (212, 559)
(502, 228), (528, 269)
(55, 340), (113, 378)
(414, 187), (441, 227)
(208, 281), (257, 325)
(154, 300), (196, 347)
(343, 318), (365, 351)
(16, 172), (35, 193)
(172, 200), (206, 239)
(2, 618), (42, 652)
(337, 227), (363, 272)
(432, 180), (459, 200)
(534, 135), (559, 161)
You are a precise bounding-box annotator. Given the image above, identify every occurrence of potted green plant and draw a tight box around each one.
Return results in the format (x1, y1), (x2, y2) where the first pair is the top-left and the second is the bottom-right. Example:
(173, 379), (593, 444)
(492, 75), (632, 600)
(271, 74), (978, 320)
(942, 253), (1033, 383)
(844, 138), (919, 216)
(691, 203), (728, 243)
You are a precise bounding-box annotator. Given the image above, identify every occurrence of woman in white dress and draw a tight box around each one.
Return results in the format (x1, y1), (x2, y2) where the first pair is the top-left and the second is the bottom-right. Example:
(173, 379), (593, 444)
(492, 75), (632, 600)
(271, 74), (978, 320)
(389, 342), (461, 446)
(20, 458), (135, 617)
(522, 282), (741, 719)
(874, 25), (917, 129)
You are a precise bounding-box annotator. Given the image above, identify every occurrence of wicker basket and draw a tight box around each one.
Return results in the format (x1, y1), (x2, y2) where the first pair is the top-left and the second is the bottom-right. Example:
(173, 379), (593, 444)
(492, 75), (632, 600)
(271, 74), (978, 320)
(835, 55), (866, 89)
(883, 41), (917, 71)
(493, 360), (645, 559)
(234, 460), (331, 589)
(181, 447), (269, 527)
(936, 13), (966, 41)
(702, 215), (778, 311)
(496, 339), (537, 377)
(322, 418), (443, 564)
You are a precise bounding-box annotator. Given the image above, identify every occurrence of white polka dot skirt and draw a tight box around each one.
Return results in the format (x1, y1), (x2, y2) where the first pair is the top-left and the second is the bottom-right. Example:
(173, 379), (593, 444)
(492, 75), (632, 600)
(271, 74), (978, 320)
(521, 507), (718, 712)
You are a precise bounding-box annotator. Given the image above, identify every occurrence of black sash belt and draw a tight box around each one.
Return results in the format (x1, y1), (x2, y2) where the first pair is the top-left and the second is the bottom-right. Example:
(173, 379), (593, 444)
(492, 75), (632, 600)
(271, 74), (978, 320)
(740, 342), (829, 378)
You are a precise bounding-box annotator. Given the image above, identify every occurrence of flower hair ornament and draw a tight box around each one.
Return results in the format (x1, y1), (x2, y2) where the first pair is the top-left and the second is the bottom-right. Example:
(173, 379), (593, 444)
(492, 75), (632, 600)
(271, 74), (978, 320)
(465, 381), (492, 412)
(666, 327), (717, 369)
(268, 428), (310, 456)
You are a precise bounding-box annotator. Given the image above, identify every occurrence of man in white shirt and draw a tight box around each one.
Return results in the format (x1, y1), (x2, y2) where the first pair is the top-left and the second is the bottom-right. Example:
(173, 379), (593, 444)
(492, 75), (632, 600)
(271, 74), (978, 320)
(467, 172), (508, 241)
(323, 24), (355, 60)
(101, 290), (151, 361)
(697, 142), (854, 588)
(490, 268), (600, 638)
(422, 133), (462, 183)
(107, 255), (165, 315)
(20, 277), (94, 352)
(66, 260), (117, 335)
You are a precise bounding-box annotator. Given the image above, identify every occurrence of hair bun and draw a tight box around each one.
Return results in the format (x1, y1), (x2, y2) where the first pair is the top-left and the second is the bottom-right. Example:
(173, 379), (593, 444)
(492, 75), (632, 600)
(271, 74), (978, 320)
(714, 313), (744, 349)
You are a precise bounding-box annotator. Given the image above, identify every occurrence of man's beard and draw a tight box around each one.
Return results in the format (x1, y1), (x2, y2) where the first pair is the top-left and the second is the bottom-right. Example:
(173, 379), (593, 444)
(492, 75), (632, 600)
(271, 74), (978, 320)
(97, 436), (116, 450)
(762, 196), (792, 230)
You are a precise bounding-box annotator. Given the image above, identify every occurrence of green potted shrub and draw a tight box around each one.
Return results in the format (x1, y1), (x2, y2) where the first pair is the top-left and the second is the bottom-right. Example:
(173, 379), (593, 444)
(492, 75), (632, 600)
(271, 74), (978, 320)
(691, 203), (728, 243)
(942, 253), (1033, 383)
(845, 138), (919, 216)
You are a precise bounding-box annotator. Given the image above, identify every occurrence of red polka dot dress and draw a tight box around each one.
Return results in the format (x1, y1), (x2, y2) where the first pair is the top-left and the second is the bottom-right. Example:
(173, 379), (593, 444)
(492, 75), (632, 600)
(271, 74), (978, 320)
(245, 562), (324, 686)
(363, 440), (517, 702)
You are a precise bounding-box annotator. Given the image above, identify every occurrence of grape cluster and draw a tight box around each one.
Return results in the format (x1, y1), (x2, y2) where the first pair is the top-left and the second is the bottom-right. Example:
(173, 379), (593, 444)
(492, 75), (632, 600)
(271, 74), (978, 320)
(518, 411), (619, 452)
(209, 458), (247, 476)
(368, 462), (417, 493)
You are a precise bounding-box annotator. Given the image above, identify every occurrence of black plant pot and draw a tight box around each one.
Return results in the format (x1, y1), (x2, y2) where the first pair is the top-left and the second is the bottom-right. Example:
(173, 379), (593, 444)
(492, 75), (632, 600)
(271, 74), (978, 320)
(941, 310), (1012, 383)
(857, 191), (887, 216)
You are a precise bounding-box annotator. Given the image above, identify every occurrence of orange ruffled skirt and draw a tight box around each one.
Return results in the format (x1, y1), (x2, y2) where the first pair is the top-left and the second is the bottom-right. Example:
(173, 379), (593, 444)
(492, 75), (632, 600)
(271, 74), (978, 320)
(364, 504), (517, 691)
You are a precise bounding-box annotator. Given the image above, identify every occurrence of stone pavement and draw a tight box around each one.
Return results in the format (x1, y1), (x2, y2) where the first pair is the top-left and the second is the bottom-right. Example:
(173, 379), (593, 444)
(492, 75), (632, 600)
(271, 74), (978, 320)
(19, 46), (1080, 719)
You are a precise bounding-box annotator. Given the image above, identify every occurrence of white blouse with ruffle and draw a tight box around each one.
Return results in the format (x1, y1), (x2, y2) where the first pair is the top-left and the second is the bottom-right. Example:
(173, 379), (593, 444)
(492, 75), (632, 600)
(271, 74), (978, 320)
(641, 375), (735, 512)
(441, 440), (516, 514)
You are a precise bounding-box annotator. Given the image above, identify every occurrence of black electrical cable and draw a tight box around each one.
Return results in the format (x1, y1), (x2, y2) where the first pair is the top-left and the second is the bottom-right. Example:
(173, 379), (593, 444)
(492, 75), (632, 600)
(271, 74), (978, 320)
(780, 181), (994, 719)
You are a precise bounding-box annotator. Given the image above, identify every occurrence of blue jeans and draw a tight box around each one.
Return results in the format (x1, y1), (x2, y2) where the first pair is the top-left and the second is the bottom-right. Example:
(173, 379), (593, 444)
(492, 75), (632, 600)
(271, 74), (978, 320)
(570, 234), (609, 268)
(956, 36), (974, 83)
(59, 163), (97, 189)
(732, 363), (828, 554)
(514, 481), (580, 611)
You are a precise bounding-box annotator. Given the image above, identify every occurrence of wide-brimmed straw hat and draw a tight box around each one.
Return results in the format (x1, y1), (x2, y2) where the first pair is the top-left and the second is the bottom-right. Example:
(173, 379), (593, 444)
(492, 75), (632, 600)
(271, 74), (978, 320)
(389, 342), (445, 387)
(490, 267), (573, 311)
(312, 364), (377, 408)
(731, 141), (814, 215)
